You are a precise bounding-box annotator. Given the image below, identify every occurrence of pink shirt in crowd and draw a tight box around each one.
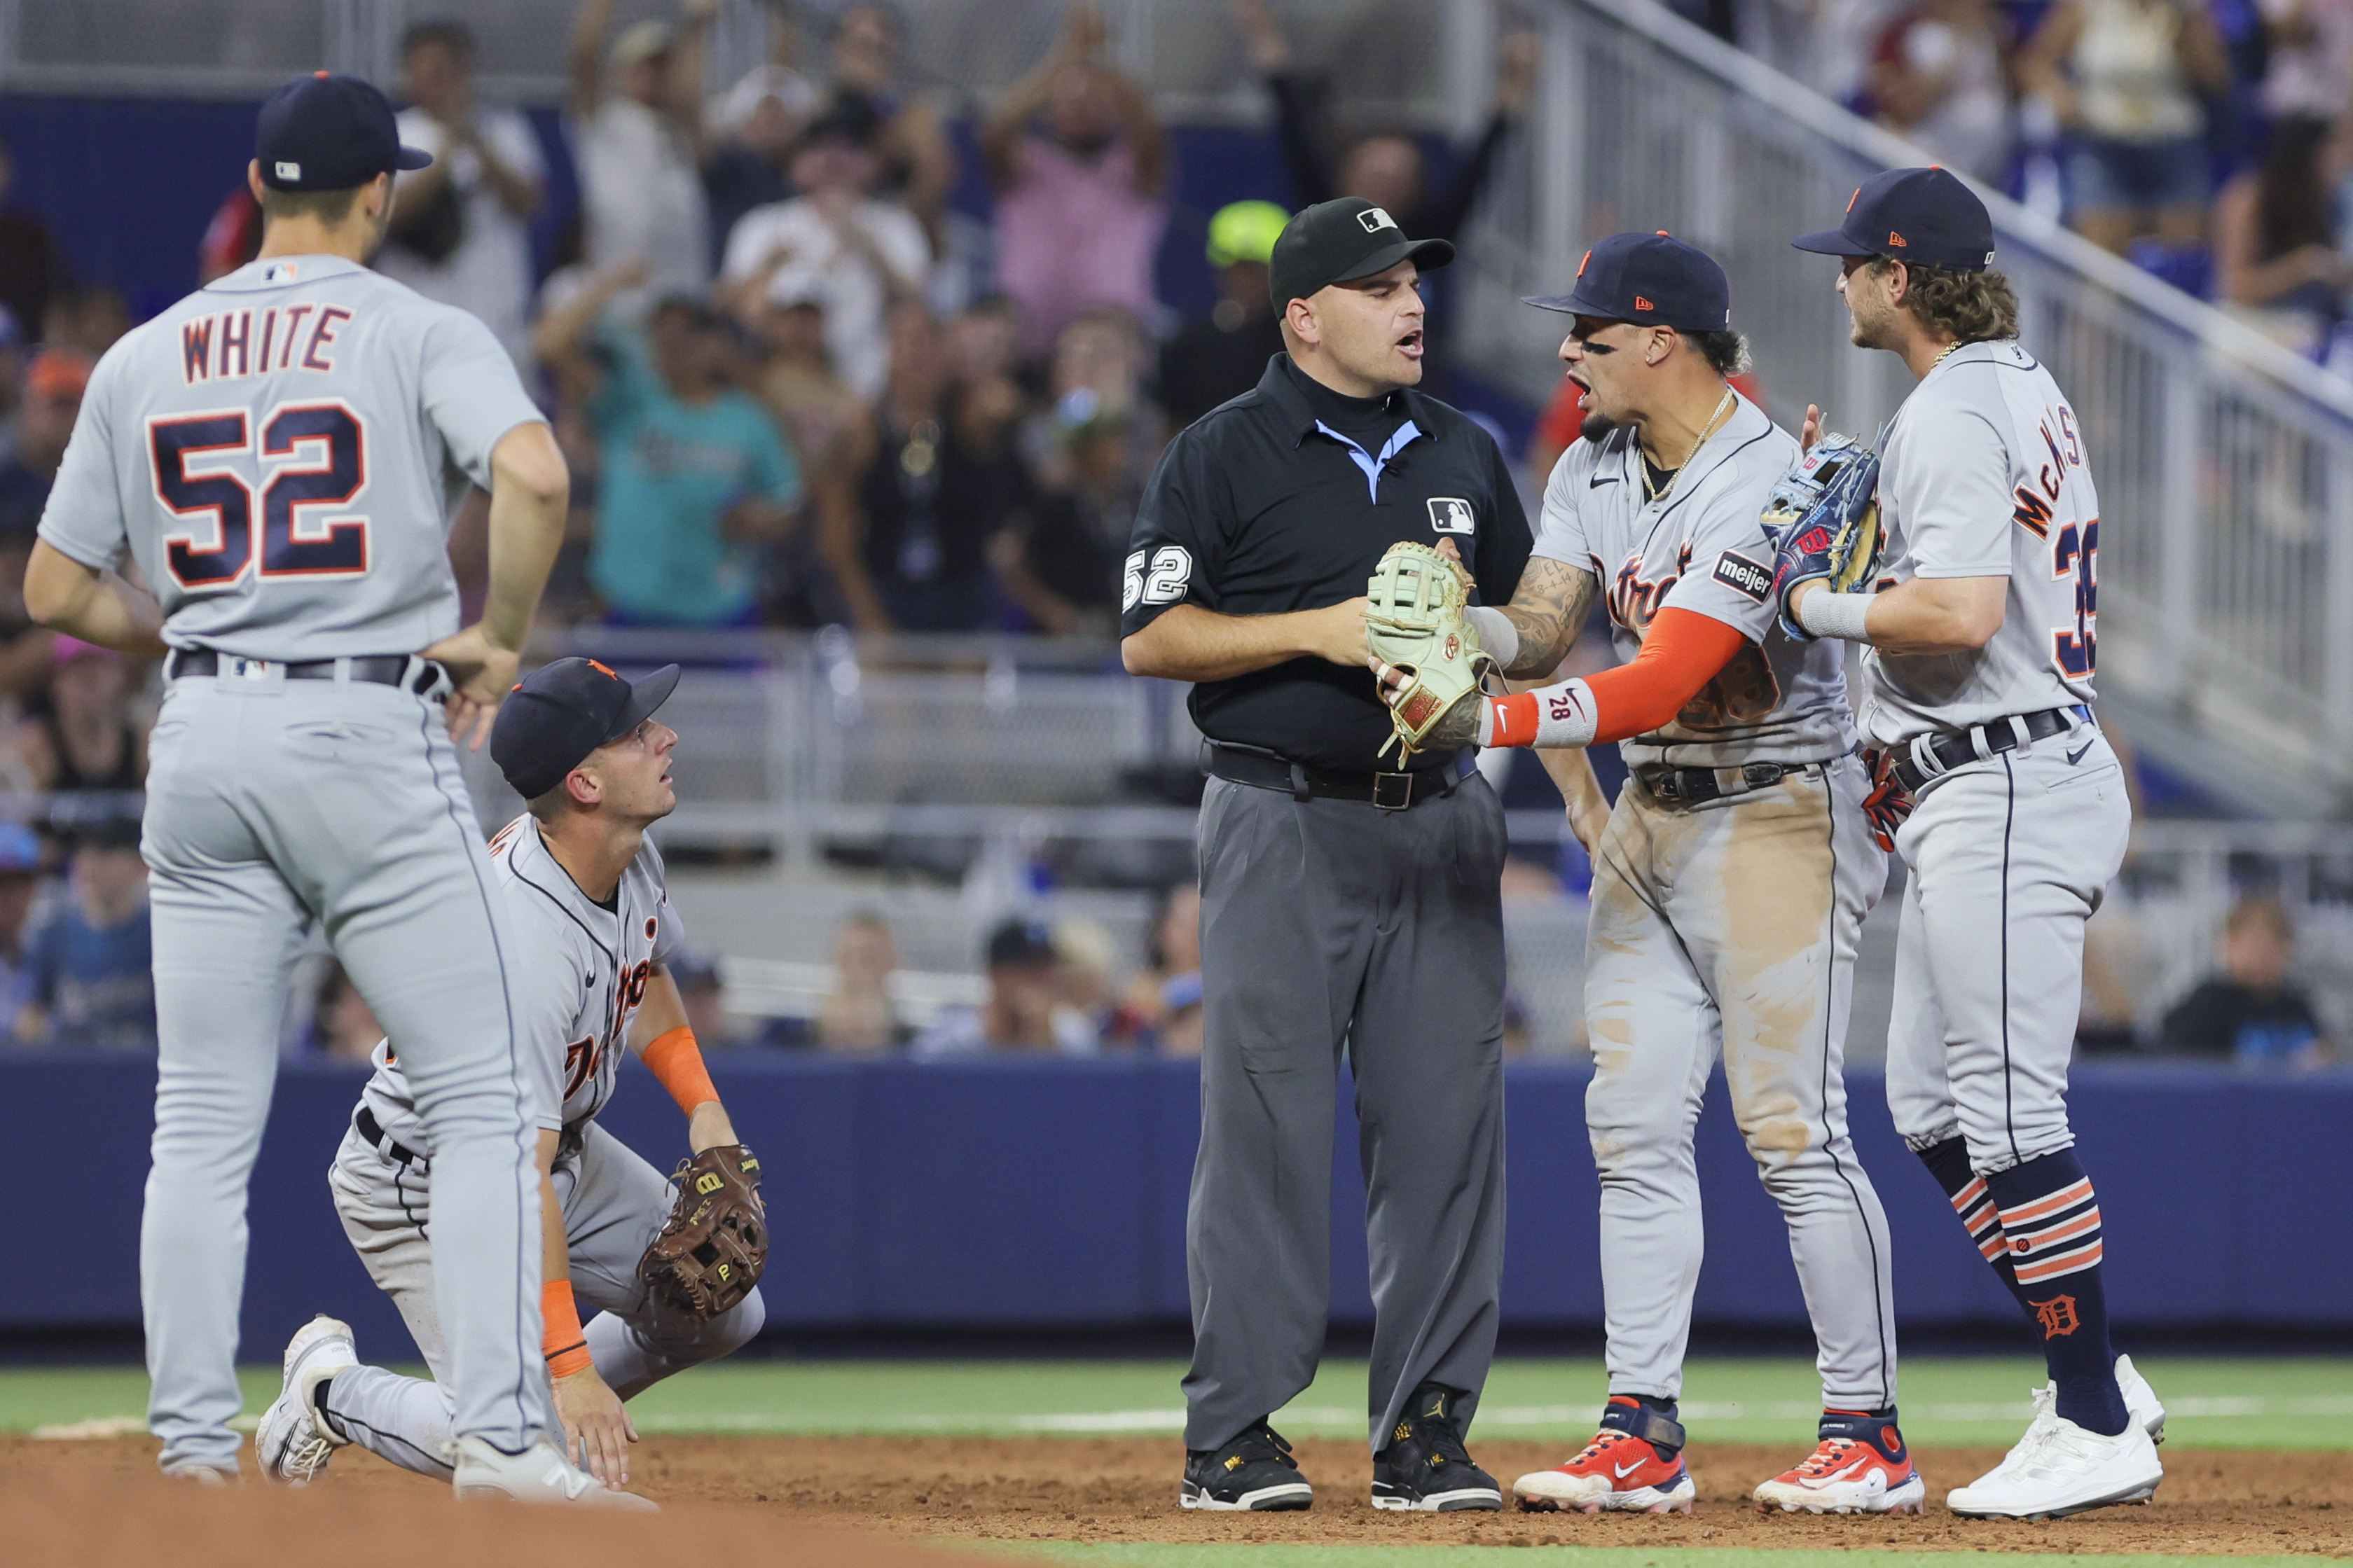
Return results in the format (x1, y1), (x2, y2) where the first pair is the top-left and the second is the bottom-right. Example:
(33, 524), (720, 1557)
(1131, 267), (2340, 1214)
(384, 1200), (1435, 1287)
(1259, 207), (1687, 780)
(993, 136), (1168, 356)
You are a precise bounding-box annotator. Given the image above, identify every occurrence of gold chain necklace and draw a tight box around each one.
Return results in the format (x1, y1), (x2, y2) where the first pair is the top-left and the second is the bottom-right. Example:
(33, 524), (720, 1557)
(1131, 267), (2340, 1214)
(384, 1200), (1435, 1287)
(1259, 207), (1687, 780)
(1928, 340), (1966, 372)
(1641, 387), (1736, 504)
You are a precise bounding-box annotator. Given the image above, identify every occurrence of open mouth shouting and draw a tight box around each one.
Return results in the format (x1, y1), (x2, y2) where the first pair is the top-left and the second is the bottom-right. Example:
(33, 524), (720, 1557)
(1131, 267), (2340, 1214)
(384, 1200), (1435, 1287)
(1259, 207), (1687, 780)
(1395, 328), (1425, 362)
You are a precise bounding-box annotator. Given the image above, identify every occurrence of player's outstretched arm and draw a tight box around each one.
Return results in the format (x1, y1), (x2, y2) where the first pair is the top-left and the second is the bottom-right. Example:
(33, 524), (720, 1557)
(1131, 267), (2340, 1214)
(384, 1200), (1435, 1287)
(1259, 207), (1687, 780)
(1122, 600), (1369, 682)
(22, 541), (167, 658)
(1483, 555), (1599, 679)
(630, 967), (741, 1151)
(1786, 574), (2005, 655)
(422, 422), (568, 751)
(536, 1127), (638, 1489)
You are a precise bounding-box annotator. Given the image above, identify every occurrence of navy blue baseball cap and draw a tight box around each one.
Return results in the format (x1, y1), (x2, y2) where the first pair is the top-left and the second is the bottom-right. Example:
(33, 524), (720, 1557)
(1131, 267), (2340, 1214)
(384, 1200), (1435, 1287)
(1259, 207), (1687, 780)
(256, 71), (432, 193)
(1522, 231), (1732, 332)
(492, 657), (682, 800)
(1792, 166), (1995, 272)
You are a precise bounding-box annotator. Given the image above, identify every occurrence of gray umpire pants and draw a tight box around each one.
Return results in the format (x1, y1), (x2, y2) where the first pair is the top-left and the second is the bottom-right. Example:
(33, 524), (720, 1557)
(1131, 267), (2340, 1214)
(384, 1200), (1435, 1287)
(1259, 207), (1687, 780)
(1182, 769), (1509, 1455)
(139, 672), (548, 1474)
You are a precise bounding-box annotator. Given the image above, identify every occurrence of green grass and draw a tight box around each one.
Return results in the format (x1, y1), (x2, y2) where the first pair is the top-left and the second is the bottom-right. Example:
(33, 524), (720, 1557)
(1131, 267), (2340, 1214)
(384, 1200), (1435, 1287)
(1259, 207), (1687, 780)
(1017, 1550), (2341, 1568)
(8, 1356), (2353, 1450)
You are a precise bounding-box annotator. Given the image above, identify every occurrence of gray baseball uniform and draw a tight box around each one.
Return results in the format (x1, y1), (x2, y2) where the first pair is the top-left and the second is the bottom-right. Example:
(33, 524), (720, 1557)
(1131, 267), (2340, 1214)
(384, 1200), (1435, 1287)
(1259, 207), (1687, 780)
(323, 816), (763, 1480)
(37, 254), (553, 1473)
(1533, 394), (1898, 1410)
(1864, 340), (2127, 1173)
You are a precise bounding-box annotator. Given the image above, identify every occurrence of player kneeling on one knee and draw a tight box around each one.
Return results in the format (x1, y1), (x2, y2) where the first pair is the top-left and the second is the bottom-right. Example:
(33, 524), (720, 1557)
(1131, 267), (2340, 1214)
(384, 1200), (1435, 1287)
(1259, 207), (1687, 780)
(257, 659), (767, 1503)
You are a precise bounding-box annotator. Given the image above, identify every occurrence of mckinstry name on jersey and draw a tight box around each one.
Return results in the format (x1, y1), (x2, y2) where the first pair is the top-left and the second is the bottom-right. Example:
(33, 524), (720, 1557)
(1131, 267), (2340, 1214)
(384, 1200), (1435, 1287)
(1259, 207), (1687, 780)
(1862, 338), (2099, 747)
(359, 813), (683, 1155)
(35, 255), (546, 664)
(1533, 393), (1858, 770)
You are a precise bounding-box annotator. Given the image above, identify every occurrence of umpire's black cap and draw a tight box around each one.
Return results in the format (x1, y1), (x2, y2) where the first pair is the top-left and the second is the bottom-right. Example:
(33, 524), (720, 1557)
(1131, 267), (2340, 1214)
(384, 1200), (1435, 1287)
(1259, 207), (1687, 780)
(492, 657), (682, 801)
(1792, 166), (1996, 272)
(256, 71), (432, 192)
(1522, 230), (1732, 331)
(1269, 197), (1454, 313)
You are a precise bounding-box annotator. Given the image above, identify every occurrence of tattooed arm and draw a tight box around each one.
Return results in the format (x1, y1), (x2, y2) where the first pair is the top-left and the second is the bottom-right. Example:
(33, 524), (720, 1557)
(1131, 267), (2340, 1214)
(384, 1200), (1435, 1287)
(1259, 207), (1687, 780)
(1494, 554), (1600, 679)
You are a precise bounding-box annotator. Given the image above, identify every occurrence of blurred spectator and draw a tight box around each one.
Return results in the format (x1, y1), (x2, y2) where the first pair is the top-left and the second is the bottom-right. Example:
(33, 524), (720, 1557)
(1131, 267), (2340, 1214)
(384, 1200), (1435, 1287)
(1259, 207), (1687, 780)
(827, 4), (960, 242)
(42, 289), (130, 361)
(1867, 0), (2015, 181)
(816, 910), (906, 1053)
(378, 20), (548, 373)
(306, 961), (386, 1064)
(1124, 881), (1203, 1055)
(17, 818), (152, 1050)
(2021, 0), (2233, 254)
(705, 62), (822, 261)
(720, 97), (932, 401)
(0, 823), (42, 1018)
(1157, 200), (1290, 430)
(0, 134), (70, 343)
(2158, 893), (2330, 1064)
(2214, 114), (2353, 349)
(670, 950), (739, 1047)
(0, 305), (24, 455)
(913, 917), (1099, 1056)
(1051, 917), (1132, 1048)
(822, 301), (1028, 632)
(567, 0), (715, 298)
(18, 637), (145, 796)
(537, 265), (804, 627)
(0, 349), (90, 698)
(982, 3), (1170, 359)
(198, 185), (264, 286)
(1237, 0), (1537, 247)
(752, 291), (864, 478)
(2257, 0), (2353, 120)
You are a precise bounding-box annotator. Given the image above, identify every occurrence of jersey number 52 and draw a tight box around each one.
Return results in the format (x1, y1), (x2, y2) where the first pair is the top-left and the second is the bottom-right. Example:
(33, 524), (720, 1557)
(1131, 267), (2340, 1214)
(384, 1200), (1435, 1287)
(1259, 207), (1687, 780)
(148, 401), (370, 589)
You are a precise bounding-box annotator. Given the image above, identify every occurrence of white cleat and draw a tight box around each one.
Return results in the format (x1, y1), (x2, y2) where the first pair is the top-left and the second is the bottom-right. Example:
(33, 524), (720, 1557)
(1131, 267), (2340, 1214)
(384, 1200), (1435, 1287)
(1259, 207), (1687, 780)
(1945, 1412), (2162, 1520)
(447, 1436), (659, 1510)
(255, 1314), (356, 1485)
(2116, 1354), (2166, 1445)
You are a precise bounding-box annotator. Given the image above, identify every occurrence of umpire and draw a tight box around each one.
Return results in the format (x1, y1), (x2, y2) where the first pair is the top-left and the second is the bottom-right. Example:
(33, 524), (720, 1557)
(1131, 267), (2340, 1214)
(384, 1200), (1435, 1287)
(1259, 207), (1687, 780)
(1122, 197), (1532, 1513)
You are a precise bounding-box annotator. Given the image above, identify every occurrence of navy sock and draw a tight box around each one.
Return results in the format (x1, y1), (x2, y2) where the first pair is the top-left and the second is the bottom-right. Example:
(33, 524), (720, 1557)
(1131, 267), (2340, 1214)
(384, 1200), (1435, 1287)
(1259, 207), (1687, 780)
(1917, 1140), (2127, 1436)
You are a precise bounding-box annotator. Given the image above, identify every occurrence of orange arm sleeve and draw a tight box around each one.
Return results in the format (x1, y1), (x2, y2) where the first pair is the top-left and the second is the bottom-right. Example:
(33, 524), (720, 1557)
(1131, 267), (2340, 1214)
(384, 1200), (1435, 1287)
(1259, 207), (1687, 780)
(1583, 607), (1751, 744)
(641, 1025), (719, 1116)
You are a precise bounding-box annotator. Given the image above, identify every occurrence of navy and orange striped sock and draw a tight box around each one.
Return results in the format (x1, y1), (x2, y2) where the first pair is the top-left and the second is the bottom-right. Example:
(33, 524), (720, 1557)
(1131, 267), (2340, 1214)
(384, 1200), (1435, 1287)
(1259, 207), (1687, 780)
(1985, 1150), (2127, 1437)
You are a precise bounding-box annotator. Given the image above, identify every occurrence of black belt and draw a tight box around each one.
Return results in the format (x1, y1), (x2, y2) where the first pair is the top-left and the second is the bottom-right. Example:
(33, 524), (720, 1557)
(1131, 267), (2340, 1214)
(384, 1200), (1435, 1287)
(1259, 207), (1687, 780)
(168, 648), (445, 693)
(1203, 742), (1473, 810)
(1888, 705), (2089, 793)
(1637, 758), (1824, 807)
(354, 1106), (423, 1167)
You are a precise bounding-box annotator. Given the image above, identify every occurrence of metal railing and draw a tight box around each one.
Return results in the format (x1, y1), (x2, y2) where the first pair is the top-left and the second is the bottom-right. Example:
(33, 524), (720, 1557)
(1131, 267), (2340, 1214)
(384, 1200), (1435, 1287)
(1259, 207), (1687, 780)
(1454, 0), (2353, 798)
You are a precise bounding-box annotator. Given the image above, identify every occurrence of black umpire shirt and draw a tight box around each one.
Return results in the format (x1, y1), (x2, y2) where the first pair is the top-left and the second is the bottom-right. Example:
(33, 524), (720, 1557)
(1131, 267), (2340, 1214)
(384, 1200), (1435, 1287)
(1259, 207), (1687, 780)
(1122, 355), (1532, 772)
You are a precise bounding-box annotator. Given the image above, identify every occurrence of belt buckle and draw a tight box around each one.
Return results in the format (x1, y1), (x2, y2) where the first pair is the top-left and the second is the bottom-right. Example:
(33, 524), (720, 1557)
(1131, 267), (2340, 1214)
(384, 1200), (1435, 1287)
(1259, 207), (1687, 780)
(227, 656), (275, 680)
(1652, 770), (1683, 802)
(1372, 771), (1414, 811)
(1741, 763), (1784, 789)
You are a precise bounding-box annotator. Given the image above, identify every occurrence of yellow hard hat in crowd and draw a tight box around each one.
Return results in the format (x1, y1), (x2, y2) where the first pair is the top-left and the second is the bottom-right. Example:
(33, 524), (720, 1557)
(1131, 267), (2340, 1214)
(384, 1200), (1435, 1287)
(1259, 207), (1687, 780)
(1206, 200), (1292, 269)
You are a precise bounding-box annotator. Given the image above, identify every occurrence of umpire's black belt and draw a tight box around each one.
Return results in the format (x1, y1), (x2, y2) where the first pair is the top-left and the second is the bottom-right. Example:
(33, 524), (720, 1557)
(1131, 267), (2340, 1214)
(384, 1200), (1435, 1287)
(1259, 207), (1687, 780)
(168, 648), (446, 694)
(354, 1106), (424, 1167)
(1889, 705), (2090, 793)
(1203, 741), (1475, 810)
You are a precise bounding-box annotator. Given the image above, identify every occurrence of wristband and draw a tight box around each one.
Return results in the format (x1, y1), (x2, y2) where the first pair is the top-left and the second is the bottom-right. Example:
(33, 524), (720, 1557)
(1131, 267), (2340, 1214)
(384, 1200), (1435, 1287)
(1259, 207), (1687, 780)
(1464, 605), (1519, 674)
(1797, 588), (1873, 641)
(1481, 678), (1598, 749)
(543, 1279), (592, 1377)
(642, 1025), (719, 1116)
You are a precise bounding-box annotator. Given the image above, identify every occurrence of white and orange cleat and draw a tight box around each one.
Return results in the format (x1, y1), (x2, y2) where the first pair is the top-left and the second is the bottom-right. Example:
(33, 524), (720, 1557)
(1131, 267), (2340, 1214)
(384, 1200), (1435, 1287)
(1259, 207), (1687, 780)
(1513, 1397), (1695, 1514)
(1753, 1410), (1926, 1515)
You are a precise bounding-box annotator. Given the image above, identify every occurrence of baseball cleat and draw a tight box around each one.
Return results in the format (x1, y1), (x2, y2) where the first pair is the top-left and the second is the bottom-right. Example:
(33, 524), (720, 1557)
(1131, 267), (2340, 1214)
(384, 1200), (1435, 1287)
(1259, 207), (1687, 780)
(447, 1436), (659, 1509)
(1371, 1383), (1501, 1511)
(159, 1460), (237, 1486)
(1514, 1398), (1694, 1514)
(1753, 1410), (1924, 1514)
(255, 1314), (357, 1485)
(1945, 1410), (2162, 1520)
(2116, 1354), (2166, 1445)
(1180, 1420), (1314, 1511)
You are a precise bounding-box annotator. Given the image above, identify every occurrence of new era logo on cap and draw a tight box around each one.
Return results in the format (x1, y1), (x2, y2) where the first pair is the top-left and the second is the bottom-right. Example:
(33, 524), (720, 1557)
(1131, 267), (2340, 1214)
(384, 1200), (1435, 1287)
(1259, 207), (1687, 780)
(1634, 295), (1654, 312)
(1356, 206), (1400, 234)
(1888, 230), (1908, 247)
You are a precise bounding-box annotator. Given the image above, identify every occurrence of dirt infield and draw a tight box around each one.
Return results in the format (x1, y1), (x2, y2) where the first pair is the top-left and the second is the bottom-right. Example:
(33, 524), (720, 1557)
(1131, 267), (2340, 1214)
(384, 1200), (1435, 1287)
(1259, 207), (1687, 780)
(6, 1433), (2350, 1559)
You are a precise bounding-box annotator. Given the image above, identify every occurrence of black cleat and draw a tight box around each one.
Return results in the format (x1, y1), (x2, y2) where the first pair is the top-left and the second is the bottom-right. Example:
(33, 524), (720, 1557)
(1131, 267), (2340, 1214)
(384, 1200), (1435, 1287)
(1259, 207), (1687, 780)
(1372, 1382), (1504, 1511)
(1180, 1419), (1315, 1511)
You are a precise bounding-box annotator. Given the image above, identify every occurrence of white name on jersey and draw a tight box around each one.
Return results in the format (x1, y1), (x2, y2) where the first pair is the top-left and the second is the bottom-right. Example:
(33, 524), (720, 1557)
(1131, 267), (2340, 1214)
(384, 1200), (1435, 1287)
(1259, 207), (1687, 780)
(179, 304), (354, 384)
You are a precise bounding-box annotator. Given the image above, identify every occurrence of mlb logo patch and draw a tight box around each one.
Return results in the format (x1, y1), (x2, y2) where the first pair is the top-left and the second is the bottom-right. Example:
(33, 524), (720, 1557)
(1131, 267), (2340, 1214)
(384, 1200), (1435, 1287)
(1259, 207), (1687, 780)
(1427, 497), (1475, 534)
(1357, 206), (1400, 234)
(275, 161), (302, 181)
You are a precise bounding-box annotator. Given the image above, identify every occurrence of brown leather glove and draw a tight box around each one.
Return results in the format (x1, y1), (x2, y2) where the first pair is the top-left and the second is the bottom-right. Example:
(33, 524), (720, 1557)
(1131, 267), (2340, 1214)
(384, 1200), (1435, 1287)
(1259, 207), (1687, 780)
(637, 1145), (767, 1319)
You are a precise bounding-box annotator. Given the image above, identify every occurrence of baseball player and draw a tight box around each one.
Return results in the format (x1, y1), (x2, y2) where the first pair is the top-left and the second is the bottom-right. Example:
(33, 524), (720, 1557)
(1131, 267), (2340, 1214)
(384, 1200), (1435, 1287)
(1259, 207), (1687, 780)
(1385, 233), (1914, 1514)
(1780, 167), (2165, 1518)
(20, 74), (600, 1501)
(254, 658), (762, 1504)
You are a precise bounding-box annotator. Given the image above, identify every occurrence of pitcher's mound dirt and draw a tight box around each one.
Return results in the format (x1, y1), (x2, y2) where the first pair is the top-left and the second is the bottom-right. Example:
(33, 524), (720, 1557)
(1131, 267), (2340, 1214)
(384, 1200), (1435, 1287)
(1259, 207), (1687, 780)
(7, 1434), (2349, 1559)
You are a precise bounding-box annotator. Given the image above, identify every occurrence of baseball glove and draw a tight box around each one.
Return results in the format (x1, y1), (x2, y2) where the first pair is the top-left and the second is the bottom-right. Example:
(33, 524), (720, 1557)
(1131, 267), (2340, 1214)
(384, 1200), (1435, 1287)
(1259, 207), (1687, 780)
(1365, 541), (1493, 760)
(637, 1145), (767, 1319)
(1761, 433), (1884, 641)
(1858, 747), (1914, 854)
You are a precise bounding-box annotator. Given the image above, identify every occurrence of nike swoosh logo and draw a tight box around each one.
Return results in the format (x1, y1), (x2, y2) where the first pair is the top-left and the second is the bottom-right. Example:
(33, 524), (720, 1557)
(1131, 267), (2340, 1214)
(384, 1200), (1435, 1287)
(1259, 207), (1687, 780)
(1590, 472), (1620, 487)
(1613, 1460), (1645, 1478)
(2066, 737), (2094, 765)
